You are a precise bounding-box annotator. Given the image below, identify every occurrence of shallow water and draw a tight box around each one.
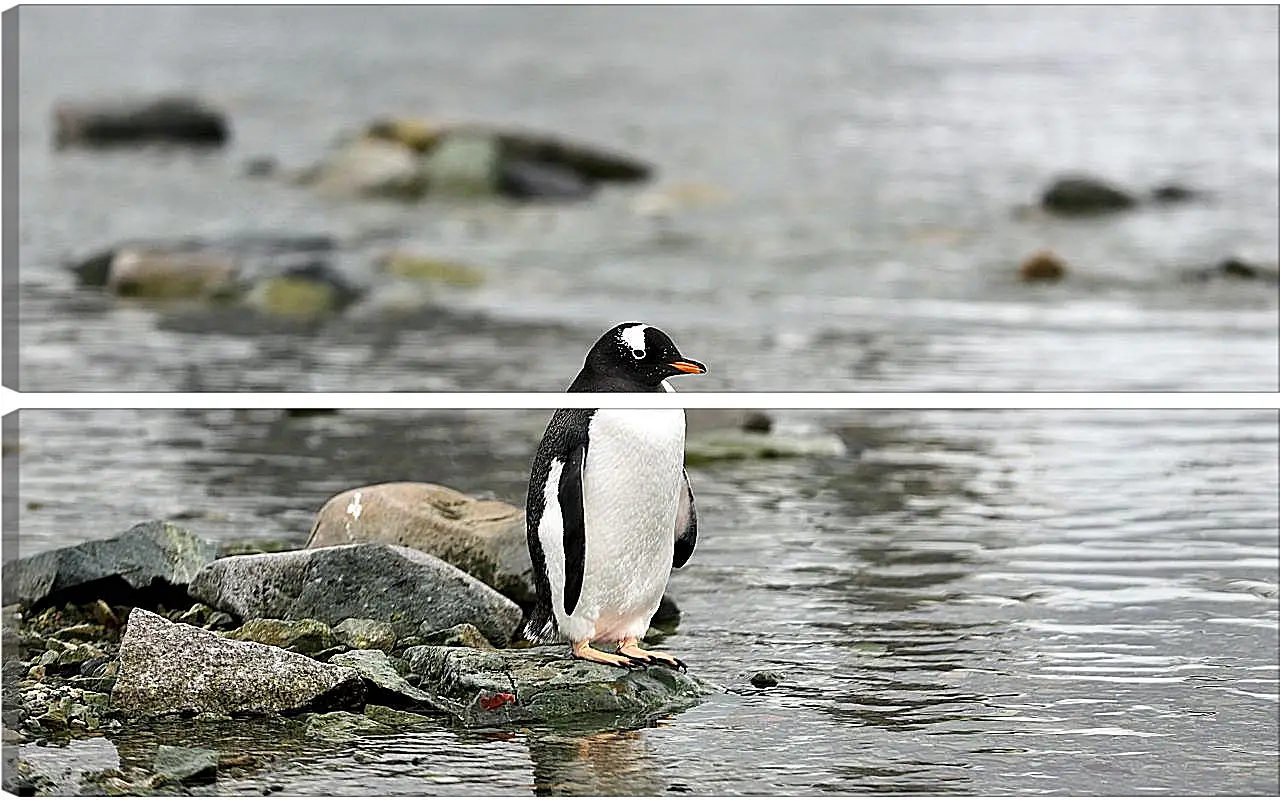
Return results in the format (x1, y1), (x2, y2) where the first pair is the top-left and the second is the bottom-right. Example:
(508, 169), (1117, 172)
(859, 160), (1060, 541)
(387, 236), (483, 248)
(10, 408), (1279, 794)
(14, 6), (1280, 391)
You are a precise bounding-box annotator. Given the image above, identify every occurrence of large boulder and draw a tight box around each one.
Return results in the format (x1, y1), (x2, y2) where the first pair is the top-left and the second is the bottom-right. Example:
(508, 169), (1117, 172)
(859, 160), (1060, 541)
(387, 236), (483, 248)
(53, 96), (229, 149)
(306, 483), (535, 606)
(188, 543), (523, 646)
(1039, 174), (1138, 216)
(403, 645), (710, 728)
(2, 521), (214, 611)
(111, 609), (365, 717)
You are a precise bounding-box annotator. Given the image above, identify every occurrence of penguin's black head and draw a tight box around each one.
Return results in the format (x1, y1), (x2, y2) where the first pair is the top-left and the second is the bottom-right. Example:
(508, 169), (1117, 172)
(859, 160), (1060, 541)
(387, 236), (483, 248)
(568, 322), (708, 392)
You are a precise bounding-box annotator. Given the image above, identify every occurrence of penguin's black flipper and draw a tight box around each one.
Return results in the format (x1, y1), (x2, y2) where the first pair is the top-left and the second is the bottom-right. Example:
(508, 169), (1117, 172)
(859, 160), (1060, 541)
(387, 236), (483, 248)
(559, 441), (588, 615)
(673, 469), (698, 569)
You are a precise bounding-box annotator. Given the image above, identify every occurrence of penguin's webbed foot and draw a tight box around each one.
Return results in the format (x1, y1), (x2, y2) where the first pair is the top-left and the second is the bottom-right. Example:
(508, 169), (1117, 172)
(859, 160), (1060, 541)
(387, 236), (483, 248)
(618, 638), (687, 672)
(572, 640), (648, 669)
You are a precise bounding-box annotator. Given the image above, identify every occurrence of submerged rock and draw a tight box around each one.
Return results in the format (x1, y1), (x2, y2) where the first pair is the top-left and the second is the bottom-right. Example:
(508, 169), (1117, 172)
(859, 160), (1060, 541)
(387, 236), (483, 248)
(684, 430), (848, 467)
(1019, 249), (1068, 283)
(189, 543), (523, 646)
(304, 710), (391, 741)
(111, 608), (365, 717)
(226, 618), (338, 657)
(1183, 256), (1280, 285)
(1039, 174), (1137, 216)
(53, 96), (229, 149)
(306, 483), (535, 607)
(153, 745), (218, 785)
(2, 520), (214, 611)
(403, 645), (710, 728)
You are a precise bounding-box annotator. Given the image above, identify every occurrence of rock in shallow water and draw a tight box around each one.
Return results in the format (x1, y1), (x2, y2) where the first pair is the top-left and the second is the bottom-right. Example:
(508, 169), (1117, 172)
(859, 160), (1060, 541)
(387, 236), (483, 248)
(403, 646), (711, 728)
(53, 96), (229, 149)
(2, 520), (214, 611)
(328, 649), (455, 714)
(1039, 174), (1137, 216)
(111, 609), (365, 717)
(189, 543), (523, 646)
(153, 745), (218, 785)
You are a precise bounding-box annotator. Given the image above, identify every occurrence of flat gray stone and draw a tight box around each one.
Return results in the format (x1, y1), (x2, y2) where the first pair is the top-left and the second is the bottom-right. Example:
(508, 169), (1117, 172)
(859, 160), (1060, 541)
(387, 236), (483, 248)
(329, 649), (459, 715)
(153, 745), (218, 785)
(111, 609), (364, 717)
(403, 645), (711, 728)
(189, 543), (522, 646)
(2, 521), (214, 610)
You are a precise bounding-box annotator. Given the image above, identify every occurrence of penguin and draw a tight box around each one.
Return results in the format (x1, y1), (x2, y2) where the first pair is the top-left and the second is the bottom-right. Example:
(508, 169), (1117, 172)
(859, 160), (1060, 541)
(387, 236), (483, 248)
(524, 322), (707, 669)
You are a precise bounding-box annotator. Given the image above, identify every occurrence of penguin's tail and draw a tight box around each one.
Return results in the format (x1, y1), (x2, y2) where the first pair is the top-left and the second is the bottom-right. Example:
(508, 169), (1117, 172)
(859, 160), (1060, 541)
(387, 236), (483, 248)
(520, 611), (560, 645)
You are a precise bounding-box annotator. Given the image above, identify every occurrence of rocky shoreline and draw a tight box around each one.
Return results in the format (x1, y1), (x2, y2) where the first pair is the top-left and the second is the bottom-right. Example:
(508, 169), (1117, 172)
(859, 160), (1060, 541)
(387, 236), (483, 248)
(1, 492), (715, 796)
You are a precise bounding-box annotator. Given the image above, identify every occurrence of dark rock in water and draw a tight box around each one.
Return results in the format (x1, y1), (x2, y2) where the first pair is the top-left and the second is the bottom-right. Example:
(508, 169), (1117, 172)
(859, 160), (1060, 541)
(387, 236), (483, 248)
(403, 645), (710, 728)
(1039, 174), (1137, 216)
(53, 96), (229, 149)
(329, 649), (456, 714)
(243, 156), (279, 179)
(1019, 249), (1068, 283)
(2, 520), (214, 611)
(307, 482), (536, 607)
(226, 618), (338, 657)
(651, 594), (682, 628)
(741, 411), (774, 435)
(1183, 256), (1280, 285)
(153, 745), (218, 785)
(333, 618), (397, 652)
(1149, 183), (1203, 204)
(750, 671), (783, 689)
(111, 608), (365, 717)
(188, 543), (523, 646)
(498, 157), (596, 202)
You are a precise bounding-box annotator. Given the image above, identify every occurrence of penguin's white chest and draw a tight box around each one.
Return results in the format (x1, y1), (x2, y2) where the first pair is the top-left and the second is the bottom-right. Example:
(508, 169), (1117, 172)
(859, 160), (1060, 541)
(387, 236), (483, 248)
(562, 409), (686, 642)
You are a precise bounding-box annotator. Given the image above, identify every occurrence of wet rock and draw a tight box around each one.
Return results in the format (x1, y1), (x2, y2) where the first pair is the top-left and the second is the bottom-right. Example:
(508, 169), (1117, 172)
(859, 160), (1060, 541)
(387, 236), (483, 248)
(6, 736), (121, 796)
(300, 137), (425, 200)
(304, 710), (391, 741)
(1039, 174), (1137, 216)
(153, 745), (218, 785)
(750, 671), (783, 689)
(418, 622), (493, 650)
(189, 543), (523, 646)
(241, 260), (365, 319)
(1019, 249), (1068, 283)
(103, 248), (242, 300)
(403, 645), (710, 728)
(111, 608), (365, 717)
(740, 411), (774, 435)
(651, 594), (682, 629)
(306, 483), (535, 607)
(684, 429), (848, 467)
(374, 251), (486, 287)
(333, 618), (397, 652)
(1149, 183), (1203, 204)
(53, 96), (229, 149)
(243, 156), (279, 179)
(1184, 256), (1280, 284)
(422, 132), (503, 198)
(329, 649), (454, 714)
(226, 619), (338, 657)
(499, 157), (595, 202)
(2, 520), (215, 611)
(685, 410), (775, 437)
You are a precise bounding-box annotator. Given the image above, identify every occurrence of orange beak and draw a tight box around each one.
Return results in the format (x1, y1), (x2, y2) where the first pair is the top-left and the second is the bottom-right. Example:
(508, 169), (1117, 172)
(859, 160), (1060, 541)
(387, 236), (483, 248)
(668, 360), (707, 375)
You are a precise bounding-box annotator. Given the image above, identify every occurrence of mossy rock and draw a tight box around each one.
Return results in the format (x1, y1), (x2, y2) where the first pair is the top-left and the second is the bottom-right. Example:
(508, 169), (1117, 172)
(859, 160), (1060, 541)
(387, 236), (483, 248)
(375, 252), (485, 287)
(684, 431), (847, 467)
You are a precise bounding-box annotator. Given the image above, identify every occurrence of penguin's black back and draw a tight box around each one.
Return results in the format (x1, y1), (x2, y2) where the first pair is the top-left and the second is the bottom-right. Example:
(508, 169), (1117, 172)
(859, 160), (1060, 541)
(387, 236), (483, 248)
(523, 407), (595, 643)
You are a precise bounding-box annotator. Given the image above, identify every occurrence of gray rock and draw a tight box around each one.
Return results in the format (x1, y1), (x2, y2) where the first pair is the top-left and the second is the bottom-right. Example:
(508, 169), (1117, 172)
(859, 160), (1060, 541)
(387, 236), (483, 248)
(328, 649), (457, 715)
(307, 482), (535, 606)
(2, 520), (215, 610)
(53, 96), (229, 149)
(111, 608), (365, 717)
(421, 132), (502, 198)
(684, 429), (848, 467)
(750, 671), (783, 689)
(189, 543), (523, 647)
(403, 645), (711, 728)
(363, 704), (435, 728)
(418, 622), (493, 650)
(226, 618), (338, 657)
(333, 618), (397, 652)
(1039, 174), (1137, 216)
(153, 745), (218, 785)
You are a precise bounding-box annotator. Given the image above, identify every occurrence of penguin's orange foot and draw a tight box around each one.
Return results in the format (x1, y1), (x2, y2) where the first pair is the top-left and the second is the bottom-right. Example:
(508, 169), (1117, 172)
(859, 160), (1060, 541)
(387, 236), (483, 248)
(572, 640), (646, 669)
(618, 638), (687, 672)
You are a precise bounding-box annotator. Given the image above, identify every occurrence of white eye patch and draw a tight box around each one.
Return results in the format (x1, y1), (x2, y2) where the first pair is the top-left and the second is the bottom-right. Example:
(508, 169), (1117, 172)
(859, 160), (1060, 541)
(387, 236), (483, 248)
(619, 324), (648, 354)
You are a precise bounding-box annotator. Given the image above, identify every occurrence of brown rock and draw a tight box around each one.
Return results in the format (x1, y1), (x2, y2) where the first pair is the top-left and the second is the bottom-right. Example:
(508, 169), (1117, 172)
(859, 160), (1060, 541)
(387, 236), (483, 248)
(307, 483), (533, 605)
(1019, 250), (1068, 283)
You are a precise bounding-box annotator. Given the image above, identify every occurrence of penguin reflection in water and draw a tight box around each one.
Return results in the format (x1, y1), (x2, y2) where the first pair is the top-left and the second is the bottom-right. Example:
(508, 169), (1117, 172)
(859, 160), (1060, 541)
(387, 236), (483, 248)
(524, 323), (706, 670)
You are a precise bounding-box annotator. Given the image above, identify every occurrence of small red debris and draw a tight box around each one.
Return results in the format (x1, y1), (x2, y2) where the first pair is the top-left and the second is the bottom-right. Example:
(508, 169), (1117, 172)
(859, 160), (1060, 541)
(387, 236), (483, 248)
(479, 692), (516, 711)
